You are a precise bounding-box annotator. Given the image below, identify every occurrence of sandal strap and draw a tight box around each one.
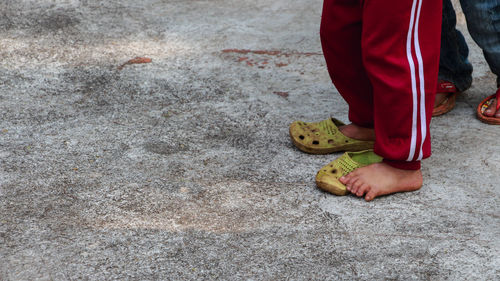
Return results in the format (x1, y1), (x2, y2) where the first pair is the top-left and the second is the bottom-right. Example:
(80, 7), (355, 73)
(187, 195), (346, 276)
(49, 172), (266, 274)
(437, 80), (457, 93)
(337, 153), (362, 175)
(318, 118), (339, 136)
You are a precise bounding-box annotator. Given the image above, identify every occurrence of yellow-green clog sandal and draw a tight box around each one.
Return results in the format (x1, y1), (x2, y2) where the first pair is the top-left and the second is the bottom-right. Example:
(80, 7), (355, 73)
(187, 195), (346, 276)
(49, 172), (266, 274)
(289, 118), (374, 154)
(316, 150), (383, 196)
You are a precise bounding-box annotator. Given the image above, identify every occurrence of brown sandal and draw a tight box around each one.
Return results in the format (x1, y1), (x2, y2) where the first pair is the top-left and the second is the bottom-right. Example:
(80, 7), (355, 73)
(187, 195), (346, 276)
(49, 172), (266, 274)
(477, 89), (500, 125)
(433, 80), (459, 117)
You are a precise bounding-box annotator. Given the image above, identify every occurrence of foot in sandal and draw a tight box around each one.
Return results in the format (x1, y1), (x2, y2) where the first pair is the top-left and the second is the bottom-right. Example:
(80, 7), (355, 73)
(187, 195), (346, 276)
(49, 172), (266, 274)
(289, 118), (374, 154)
(477, 88), (500, 125)
(433, 80), (459, 116)
(340, 163), (423, 202)
(316, 150), (422, 201)
(476, 88), (500, 125)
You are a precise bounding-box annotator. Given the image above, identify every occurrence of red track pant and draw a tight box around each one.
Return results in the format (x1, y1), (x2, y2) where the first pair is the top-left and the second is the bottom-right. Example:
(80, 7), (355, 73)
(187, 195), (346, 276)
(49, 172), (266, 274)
(320, 0), (442, 170)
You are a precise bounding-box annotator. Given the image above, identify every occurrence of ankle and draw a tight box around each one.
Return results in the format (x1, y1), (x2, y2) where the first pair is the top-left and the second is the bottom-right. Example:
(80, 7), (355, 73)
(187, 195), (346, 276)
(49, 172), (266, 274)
(397, 167), (423, 191)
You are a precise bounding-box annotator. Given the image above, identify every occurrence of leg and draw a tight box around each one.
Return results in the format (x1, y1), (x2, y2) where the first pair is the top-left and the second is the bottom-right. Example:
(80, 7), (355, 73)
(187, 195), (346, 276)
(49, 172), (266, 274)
(461, 0), (500, 83)
(362, 0), (442, 169)
(434, 0), (473, 114)
(438, 0), (473, 92)
(342, 0), (443, 200)
(320, 0), (373, 128)
(460, 0), (500, 117)
(289, 0), (376, 153)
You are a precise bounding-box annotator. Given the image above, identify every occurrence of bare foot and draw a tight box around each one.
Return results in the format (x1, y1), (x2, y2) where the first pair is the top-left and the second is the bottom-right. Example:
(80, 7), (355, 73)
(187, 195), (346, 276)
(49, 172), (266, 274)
(339, 124), (375, 141)
(483, 97), (500, 118)
(339, 162), (423, 201)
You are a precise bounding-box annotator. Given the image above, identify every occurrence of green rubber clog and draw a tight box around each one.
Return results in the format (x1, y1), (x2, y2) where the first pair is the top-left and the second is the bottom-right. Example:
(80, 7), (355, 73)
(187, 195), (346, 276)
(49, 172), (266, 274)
(316, 150), (383, 196)
(289, 118), (374, 154)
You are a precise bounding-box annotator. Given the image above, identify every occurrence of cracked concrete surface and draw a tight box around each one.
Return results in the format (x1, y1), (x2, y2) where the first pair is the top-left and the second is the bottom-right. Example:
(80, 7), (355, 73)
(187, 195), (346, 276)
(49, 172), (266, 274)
(0, 0), (499, 280)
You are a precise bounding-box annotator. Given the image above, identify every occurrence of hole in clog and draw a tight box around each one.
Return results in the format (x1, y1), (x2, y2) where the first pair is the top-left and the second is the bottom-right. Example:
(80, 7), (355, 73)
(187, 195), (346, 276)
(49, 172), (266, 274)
(328, 139), (334, 144)
(299, 135), (305, 140)
(345, 140), (349, 143)
(331, 169), (337, 174)
(312, 140), (319, 145)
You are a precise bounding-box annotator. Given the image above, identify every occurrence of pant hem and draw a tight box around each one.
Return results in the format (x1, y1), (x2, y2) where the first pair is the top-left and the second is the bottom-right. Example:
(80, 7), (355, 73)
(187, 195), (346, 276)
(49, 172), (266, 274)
(383, 159), (421, 170)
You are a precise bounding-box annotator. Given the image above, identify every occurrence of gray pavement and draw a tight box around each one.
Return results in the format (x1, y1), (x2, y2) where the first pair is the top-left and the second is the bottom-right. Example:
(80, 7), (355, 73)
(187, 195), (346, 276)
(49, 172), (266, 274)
(0, 0), (499, 280)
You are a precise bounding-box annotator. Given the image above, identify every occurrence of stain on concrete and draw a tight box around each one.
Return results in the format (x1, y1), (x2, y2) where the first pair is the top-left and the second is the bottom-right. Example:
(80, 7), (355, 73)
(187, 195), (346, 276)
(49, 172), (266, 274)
(220, 48), (322, 70)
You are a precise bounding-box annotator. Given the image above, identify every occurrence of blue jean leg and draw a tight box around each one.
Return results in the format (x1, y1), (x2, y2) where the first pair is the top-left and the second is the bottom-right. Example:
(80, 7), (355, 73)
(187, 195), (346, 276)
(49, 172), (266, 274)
(439, 0), (473, 91)
(460, 0), (500, 87)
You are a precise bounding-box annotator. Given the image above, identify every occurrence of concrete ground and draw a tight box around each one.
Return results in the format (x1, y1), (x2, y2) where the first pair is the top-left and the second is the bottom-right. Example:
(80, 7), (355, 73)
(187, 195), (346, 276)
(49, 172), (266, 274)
(0, 0), (499, 280)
